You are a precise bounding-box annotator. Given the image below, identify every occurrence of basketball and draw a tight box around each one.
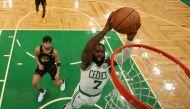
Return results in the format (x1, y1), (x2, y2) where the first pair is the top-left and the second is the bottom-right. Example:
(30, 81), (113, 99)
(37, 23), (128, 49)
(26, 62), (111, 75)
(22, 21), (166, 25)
(110, 7), (141, 34)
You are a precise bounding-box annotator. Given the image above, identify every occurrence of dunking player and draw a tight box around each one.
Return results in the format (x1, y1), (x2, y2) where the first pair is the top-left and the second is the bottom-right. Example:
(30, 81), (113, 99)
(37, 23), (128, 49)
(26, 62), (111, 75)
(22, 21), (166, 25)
(32, 36), (65, 102)
(35, 0), (47, 23)
(64, 13), (140, 108)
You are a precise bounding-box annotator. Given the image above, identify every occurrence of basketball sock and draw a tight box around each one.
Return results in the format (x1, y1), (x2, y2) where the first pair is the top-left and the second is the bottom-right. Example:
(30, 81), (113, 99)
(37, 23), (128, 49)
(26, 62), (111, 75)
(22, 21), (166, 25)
(62, 78), (65, 84)
(39, 88), (44, 93)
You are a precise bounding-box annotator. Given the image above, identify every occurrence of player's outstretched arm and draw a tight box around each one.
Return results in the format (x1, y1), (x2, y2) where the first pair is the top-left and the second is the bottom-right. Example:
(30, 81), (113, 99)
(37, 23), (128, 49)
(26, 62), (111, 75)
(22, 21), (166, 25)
(81, 14), (113, 70)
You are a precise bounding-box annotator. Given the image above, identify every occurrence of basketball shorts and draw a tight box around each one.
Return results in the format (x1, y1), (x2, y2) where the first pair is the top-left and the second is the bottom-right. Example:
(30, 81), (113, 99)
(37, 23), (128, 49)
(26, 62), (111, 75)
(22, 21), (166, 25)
(64, 84), (101, 109)
(35, 0), (47, 7)
(35, 65), (57, 80)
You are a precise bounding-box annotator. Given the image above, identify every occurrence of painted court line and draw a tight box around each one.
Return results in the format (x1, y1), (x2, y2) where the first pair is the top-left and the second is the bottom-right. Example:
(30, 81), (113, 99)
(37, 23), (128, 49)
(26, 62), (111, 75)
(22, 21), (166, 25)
(26, 52), (35, 58)
(105, 36), (111, 38)
(39, 97), (71, 109)
(0, 80), (4, 83)
(3, 55), (10, 57)
(8, 36), (13, 38)
(17, 63), (23, 65)
(0, 10), (36, 108)
(39, 97), (103, 109)
(16, 39), (21, 47)
(70, 61), (81, 65)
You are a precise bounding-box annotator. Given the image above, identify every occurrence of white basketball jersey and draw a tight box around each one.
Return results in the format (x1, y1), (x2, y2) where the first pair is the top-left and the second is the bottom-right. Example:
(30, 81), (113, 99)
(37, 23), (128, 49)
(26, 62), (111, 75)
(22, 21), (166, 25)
(79, 61), (110, 95)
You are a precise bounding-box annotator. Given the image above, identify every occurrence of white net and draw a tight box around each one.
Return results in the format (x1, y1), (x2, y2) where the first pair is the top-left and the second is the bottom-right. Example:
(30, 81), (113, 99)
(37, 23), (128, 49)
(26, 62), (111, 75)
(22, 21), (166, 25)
(104, 44), (190, 109)
(105, 89), (135, 109)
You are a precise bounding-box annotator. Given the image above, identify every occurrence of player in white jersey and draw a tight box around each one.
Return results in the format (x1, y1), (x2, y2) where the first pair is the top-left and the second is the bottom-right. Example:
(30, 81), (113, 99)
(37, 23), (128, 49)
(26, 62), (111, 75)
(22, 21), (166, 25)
(64, 13), (140, 109)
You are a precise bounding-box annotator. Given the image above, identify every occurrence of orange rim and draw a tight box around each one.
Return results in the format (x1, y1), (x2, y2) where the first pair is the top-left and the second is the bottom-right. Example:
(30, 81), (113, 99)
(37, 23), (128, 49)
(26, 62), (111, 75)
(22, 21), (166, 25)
(110, 44), (190, 109)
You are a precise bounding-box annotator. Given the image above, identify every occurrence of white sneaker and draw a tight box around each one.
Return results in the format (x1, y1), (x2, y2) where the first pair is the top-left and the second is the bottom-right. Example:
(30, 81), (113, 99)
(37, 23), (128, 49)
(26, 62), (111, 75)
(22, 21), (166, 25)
(60, 80), (65, 91)
(38, 89), (47, 102)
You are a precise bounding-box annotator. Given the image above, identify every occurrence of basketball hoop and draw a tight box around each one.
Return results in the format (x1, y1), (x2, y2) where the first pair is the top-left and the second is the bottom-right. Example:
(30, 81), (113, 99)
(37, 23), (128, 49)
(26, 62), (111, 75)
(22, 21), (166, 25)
(107, 44), (190, 109)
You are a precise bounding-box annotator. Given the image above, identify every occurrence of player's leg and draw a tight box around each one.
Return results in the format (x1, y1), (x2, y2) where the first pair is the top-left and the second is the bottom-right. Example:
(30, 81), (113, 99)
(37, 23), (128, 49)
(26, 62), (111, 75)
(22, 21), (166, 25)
(49, 66), (65, 91)
(87, 94), (101, 106)
(32, 67), (47, 102)
(64, 85), (86, 109)
(41, 0), (47, 23)
(42, 6), (46, 18)
(32, 74), (41, 90)
(35, 0), (40, 12)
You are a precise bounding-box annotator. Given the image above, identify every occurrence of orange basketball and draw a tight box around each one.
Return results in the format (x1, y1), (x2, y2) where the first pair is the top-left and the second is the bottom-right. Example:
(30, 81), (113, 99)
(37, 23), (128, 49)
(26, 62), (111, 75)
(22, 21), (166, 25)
(110, 7), (141, 34)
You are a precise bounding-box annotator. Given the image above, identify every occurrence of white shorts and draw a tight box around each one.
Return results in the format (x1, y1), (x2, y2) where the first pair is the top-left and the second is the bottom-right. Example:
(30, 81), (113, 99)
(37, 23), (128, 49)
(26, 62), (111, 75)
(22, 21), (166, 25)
(64, 84), (101, 109)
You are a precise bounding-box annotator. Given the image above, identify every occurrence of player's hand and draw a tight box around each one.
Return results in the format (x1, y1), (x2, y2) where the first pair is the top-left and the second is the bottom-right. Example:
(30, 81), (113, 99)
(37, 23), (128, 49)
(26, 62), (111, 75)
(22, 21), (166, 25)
(126, 21), (141, 41)
(126, 32), (137, 41)
(38, 64), (44, 70)
(103, 12), (114, 32)
(55, 73), (59, 80)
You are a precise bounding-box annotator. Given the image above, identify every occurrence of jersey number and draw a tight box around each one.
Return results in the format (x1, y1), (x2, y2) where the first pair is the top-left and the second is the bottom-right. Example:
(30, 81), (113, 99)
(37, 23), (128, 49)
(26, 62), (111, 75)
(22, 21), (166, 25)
(93, 80), (102, 89)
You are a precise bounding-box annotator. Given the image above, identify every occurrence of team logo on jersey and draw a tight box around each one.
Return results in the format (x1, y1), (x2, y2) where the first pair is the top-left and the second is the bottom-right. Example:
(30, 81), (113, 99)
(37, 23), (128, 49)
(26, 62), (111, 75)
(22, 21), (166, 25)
(89, 70), (107, 80)
(41, 56), (49, 62)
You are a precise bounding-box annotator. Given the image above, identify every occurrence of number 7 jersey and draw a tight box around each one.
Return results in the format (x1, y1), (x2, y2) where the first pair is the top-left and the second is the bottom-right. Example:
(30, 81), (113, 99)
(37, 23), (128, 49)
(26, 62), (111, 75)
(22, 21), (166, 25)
(79, 61), (110, 95)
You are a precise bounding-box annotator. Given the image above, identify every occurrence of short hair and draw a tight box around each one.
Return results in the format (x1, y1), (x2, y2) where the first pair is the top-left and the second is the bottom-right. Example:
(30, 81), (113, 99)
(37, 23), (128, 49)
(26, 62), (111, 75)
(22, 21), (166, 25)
(43, 36), (52, 43)
(96, 43), (105, 50)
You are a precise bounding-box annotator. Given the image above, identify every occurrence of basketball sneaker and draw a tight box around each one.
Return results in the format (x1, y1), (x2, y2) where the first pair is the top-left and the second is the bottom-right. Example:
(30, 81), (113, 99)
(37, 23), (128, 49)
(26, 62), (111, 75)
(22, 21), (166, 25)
(60, 79), (65, 91)
(38, 89), (47, 102)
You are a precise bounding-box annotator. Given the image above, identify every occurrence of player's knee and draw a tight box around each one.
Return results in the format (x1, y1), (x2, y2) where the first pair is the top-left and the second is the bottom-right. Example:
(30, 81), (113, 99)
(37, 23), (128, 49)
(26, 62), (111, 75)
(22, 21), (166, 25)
(32, 74), (40, 85)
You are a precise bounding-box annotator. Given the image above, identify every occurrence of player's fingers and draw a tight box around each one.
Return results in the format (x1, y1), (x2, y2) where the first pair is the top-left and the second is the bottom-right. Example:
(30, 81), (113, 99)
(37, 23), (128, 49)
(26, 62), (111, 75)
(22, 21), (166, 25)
(110, 11), (114, 17)
(108, 12), (114, 20)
